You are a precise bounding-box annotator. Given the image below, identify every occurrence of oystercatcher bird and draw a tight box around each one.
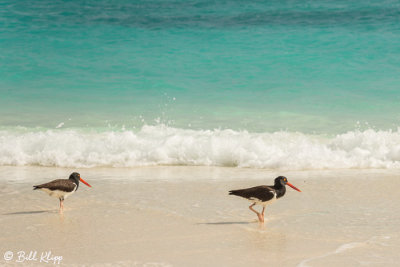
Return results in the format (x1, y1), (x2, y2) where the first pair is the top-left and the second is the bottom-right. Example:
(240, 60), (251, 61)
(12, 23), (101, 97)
(229, 176), (301, 222)
(33, 172), (91, 212)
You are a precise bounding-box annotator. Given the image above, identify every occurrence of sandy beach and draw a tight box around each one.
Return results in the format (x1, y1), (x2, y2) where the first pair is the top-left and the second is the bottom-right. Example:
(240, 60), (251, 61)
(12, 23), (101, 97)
(0, 166), (399, 266)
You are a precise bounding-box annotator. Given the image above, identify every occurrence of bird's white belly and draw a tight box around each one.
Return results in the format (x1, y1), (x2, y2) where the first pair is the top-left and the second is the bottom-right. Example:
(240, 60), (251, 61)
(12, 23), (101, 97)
(40, 188), (75, 199)
(248, 191), (277, 207)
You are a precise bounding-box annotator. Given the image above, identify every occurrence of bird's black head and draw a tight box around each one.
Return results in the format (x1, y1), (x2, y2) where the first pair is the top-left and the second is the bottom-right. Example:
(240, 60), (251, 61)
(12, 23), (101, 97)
(69, 172), (81, 188)
(68, 172), (92, 190)
(274, 176), (301, 192)
(274, 176), (288, 186)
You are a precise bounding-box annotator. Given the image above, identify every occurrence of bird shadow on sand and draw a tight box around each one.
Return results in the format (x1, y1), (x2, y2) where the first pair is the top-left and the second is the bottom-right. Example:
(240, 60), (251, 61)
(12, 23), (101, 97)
(3, 210), (55, 215)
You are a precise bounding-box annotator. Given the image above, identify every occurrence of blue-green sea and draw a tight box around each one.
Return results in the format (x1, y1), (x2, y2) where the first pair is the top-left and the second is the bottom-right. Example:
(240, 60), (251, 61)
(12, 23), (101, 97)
(1, 0), (400, 169)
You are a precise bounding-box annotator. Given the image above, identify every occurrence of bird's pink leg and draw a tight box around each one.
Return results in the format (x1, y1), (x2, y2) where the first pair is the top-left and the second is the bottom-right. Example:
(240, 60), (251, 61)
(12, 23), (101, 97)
(261, 207), (266, 222)
(249, 203), (263, 222)
(59, 199), (64, 213)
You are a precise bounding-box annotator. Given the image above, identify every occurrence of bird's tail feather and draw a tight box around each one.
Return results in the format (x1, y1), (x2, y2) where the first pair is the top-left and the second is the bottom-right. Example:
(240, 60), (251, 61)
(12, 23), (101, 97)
(229, 190), (240, 196)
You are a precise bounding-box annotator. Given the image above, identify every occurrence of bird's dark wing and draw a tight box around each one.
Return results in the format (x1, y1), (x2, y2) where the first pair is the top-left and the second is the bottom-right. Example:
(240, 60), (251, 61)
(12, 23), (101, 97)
(229, 185), (275, 202)
(33, 179), (75, 192)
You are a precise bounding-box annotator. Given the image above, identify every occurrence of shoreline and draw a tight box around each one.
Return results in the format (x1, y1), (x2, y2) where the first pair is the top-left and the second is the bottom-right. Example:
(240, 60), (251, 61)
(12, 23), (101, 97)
(1, 166), (399, 266)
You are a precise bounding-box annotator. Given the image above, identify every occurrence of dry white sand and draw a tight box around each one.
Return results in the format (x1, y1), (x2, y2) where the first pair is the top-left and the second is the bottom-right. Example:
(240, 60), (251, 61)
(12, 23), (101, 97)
(1, 166), (399, 266)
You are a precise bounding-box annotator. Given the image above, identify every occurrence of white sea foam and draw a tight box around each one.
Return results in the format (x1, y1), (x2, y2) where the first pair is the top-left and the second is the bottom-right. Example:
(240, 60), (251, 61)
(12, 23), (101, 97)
(55, 122), (65, 129)
(297, 242), (365, 267)
(1, 125), (400, 169)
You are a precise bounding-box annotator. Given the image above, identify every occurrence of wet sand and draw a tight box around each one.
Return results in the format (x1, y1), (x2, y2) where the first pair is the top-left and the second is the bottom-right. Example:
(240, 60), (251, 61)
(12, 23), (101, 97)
(1, 166), (399, 266)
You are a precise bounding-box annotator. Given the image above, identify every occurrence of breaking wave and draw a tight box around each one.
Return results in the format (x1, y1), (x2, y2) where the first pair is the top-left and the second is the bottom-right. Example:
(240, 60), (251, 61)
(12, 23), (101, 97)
(1, 125), (400, 170)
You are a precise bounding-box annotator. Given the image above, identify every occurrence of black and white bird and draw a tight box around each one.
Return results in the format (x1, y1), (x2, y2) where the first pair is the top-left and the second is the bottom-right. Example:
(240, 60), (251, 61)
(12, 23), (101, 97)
(229, 176), (301, 222)
(33, 172), (92, 212)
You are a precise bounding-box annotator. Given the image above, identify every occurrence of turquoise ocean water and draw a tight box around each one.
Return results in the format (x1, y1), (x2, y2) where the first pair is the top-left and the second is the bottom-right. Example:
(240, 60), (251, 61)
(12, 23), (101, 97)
(1, 0), (400, 169)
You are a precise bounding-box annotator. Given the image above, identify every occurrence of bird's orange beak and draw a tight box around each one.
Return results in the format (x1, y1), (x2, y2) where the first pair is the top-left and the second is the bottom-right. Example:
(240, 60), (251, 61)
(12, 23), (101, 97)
(287, 182), (301, 192)
(80, 177), (92, 187)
